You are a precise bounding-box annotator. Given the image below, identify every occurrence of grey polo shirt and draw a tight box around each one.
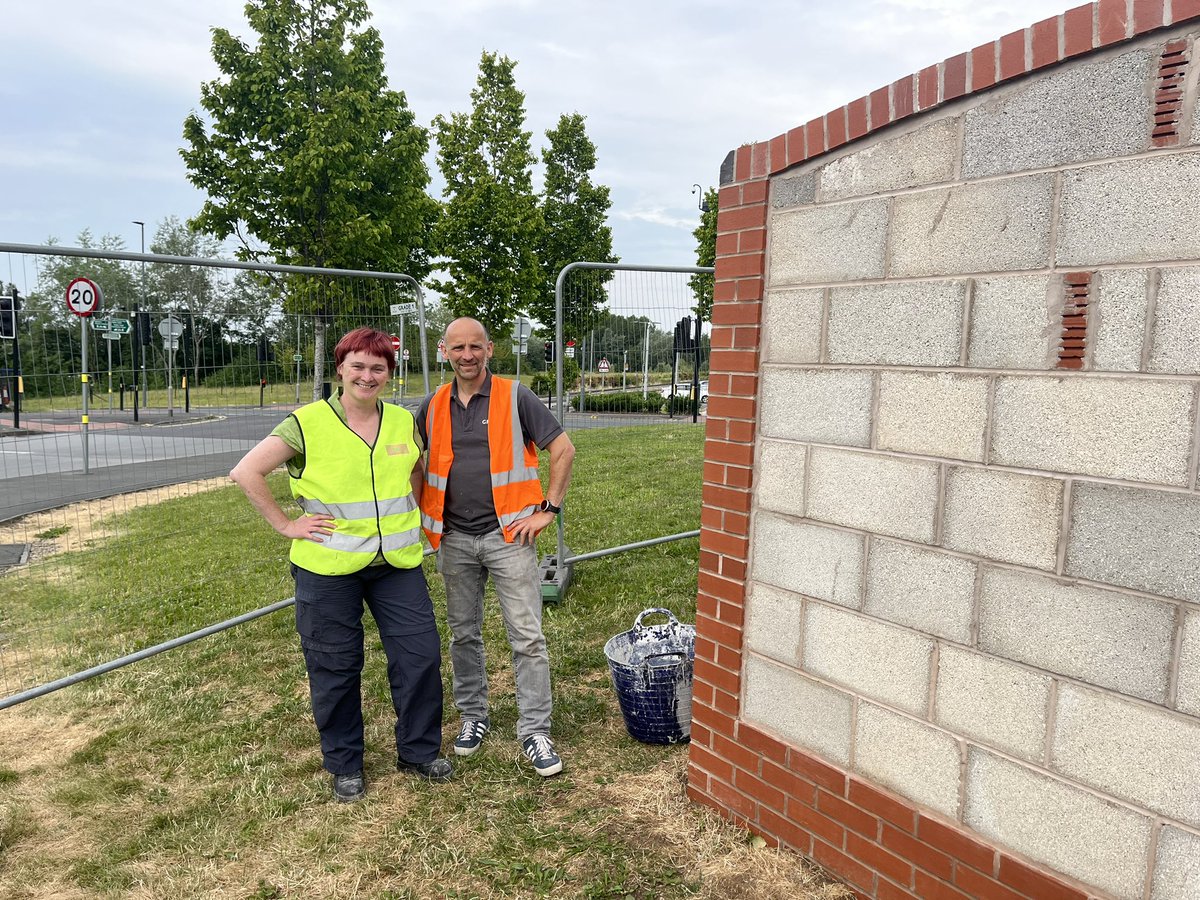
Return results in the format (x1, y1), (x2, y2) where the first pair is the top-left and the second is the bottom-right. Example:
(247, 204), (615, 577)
(416, 371), (564, 536)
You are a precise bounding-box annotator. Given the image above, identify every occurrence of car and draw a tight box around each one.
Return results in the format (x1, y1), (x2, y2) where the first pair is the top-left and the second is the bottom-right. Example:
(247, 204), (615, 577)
(659, 379), (708, 406)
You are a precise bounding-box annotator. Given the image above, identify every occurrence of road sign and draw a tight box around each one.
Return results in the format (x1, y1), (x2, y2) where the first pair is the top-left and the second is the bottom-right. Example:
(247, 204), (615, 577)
(597, 357), (610, 373)
(390, 302), (418, 316)
(402, 349), (410, 361)
(91, 317), (131, 334)
(158, 316), (184, 338)
(390, 335), (402, 351)
(101, 332), (121, 341)
(293, 353), (303, 362)
(164, 339), (179, 352)
(66, 277), (101, 317)
(565, 339), (576, 359)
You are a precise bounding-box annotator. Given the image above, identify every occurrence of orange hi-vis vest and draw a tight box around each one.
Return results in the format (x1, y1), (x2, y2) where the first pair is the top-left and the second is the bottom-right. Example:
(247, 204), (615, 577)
(421, 375), (544, 549)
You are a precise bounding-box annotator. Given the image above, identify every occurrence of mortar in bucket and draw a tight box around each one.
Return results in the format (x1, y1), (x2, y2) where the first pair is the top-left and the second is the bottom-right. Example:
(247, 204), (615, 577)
(604, 608), (695, 744)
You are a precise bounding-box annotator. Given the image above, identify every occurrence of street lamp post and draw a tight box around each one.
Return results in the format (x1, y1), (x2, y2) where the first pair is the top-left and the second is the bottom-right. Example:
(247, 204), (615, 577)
(132, 220), (147, 411)
(691, 183), (710, 212)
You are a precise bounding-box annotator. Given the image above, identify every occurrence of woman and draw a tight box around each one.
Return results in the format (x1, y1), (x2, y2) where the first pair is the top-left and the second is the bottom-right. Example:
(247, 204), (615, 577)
(231, 327), (451, 802)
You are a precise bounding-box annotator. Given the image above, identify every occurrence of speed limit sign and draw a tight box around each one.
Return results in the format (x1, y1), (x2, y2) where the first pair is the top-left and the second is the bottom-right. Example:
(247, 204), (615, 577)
(66, 277), (101, 317)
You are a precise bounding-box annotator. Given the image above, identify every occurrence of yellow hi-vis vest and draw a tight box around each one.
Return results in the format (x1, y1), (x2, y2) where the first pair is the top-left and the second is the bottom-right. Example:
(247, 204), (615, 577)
(421, 375), (543, 549)
(288, 399), (423, 575)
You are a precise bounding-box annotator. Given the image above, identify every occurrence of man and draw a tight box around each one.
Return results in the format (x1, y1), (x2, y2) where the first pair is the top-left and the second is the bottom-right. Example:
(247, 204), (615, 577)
(417, 317), (575, 777)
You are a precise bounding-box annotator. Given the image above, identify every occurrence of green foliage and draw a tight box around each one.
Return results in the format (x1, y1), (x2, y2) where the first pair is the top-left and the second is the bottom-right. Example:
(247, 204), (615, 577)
(568, 391), (662, 413)
(432, 52), (544, 338)
(689, 188), (719, 322)
(533, 114), (616, 330)
(181, 0), (437, 280)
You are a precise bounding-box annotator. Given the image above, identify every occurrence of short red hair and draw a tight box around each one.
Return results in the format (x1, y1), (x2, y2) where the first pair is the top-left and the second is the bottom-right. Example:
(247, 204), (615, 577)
(333, 327), (395, 374)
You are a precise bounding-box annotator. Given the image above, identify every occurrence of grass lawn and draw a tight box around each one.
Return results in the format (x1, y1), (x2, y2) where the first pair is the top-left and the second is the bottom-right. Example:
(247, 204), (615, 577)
(0, 424), (849, 900)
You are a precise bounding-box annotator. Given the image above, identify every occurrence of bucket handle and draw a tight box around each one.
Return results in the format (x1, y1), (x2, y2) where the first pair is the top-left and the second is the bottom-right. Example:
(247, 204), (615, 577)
(634, 608), (679, 630)
(645, 651), (686, 669)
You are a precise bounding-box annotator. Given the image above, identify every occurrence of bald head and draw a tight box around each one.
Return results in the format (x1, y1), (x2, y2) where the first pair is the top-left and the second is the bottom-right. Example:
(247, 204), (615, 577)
(445, 317), (490, 343)
(443, 317), (494, 389)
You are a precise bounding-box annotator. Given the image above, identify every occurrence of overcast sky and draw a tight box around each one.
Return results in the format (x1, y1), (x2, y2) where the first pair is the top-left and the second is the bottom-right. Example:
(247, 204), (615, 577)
(2, 0), (1071, 290)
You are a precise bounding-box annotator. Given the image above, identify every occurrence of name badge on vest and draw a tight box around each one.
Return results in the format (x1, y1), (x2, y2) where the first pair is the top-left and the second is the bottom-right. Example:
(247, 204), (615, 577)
(386, 443), (410, 456)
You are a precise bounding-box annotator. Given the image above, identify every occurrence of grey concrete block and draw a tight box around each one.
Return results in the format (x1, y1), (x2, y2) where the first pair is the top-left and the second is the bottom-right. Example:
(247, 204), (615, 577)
(965, 749), (1153, 900)
(771, 171), (816, 209)
(1091, 269), (1150, 372)
(750, 514), (864, 608)
(743, 654), (852, 766)
(818, 117), (958, 202)
(1152, 825), (1200, 900)
(762, 289), (823, 364)
(743, 582), (803, 666)
(827, 281), (965, 366)
(755, 439), (807, 518)
(935, 645), (1050, 761)
(1058, 154), (1200, 267)
(759, 368), (872, 447)
(1149, 266), (1200, 375)
(855, 703), (961, 819)
(803, 603), (934, 715)
(966, 275), (1057, 370)
(1052, 683), (1200, 829)
(1179, 609), (1200, 719)
(806, 447), (940, 543)
(962, 47), (1153, 179)
(1066, 482), (1200, 604)
(889, 174), (1054, 277)
(990, 375), (1195, 485)
(864, 540), (975, 642)
(876, 371), (989, 462)
(942, 467), (1063, 571)
(769, 199), (888, 286)
(978, 568), (1175, 702)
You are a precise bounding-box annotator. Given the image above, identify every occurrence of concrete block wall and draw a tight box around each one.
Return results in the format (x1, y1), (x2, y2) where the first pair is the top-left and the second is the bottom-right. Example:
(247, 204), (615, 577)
(688, 4), (1200, 899)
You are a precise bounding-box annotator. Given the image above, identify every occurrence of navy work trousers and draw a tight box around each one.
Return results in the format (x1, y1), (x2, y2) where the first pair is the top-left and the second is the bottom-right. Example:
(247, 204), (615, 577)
(292, 562), (443, 775)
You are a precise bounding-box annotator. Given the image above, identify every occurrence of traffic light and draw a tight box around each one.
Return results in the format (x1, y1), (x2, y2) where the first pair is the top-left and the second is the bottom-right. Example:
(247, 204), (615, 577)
(544, 340), (555, 362)
(0, 296), (14, 340)
(137, 311), (152, 346)
(256, 336), (273, 362)
(674, 316), (695, 353)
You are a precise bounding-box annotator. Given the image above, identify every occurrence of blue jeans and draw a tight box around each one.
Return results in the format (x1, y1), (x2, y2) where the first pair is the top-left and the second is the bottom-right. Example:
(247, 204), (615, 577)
(437, 529), (552, 739)
(292, 562), (444, 775)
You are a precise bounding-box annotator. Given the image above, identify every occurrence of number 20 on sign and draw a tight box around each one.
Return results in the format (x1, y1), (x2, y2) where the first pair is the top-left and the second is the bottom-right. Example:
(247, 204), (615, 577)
(66, 277), (102, 317)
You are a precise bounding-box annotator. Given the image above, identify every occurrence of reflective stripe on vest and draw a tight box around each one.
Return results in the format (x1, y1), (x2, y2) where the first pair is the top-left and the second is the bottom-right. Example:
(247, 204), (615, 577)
(420, 375), (544, 549)
(288, 399), (424, 574)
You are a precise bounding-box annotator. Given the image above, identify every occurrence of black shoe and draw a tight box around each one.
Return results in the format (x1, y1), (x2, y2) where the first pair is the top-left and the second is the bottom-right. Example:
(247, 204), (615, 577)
(332, 770), (366, 802)
(397, 756), (453, 782)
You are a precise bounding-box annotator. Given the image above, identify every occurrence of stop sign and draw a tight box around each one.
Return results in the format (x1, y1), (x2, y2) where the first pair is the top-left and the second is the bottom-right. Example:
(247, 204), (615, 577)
(390, 335), (401, 351)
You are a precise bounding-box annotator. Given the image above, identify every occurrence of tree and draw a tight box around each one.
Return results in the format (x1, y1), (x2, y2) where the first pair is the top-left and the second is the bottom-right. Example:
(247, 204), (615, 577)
(689, 188), (719, 322)
(534, 113), (617, 335)
(432, 51), (544, 339)
(181, 0), (438, 397)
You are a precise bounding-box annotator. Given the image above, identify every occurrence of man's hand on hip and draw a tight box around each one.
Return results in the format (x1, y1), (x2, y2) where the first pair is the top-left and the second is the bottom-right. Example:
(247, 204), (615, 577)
(509, 510), (557, 545)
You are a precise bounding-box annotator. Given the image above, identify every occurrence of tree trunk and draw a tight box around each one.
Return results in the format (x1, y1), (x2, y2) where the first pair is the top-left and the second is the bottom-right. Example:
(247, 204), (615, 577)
(311, 319), (327, 401)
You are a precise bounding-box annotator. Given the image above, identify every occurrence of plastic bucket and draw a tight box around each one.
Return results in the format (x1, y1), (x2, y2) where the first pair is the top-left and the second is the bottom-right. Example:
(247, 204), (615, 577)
(604, 608), (695, 744)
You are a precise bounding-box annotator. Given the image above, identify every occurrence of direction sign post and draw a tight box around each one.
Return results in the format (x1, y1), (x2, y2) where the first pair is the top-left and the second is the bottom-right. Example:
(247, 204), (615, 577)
(158, 317), (184, 417)
(65, 278), (101, 474)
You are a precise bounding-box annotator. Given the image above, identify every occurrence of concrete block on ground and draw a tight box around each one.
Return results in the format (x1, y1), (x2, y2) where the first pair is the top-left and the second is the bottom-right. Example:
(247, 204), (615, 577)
(855, 703), (961, 819)
(826, 281), (965, 367)
(1151, 825), (1200, 900)
(755, 439), (807, 518)
(1058, 153), (1200, 267)
(806, 447), (940, 544)
(818, 117), (959, 202)
(888, 173), (1054, 277)
(935, 645), (1050, 762)
(978, 568), (1175, 703)
(962, 47), (1153, 179)
(1091, 269), (1150, 372)
(864, 539), (975, 642)
(942, 467), (1063, 571)
(1179, 609), (1200, 719)
(743, 582), (804, 666)
(1065, 481), (1200, 604)
(1149, 266), (1200, 375)
(749, 515), (864, 608)
(759, 368), (872, 447)
(743, 654), (852, 766)
(769, 199), (888, 286)
(761, 288), (823, 365)
(965, 749), (1153, 900)
(966, 275), (1057, 370)
(803, 602), (934, 715)
(876, 371), (989, 462)
(990, 375), (1195, 485)
(1052, 683), (1200, 829)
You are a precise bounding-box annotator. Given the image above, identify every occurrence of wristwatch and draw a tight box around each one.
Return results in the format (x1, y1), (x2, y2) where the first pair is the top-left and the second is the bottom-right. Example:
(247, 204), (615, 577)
(539, 498), (561, 515)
